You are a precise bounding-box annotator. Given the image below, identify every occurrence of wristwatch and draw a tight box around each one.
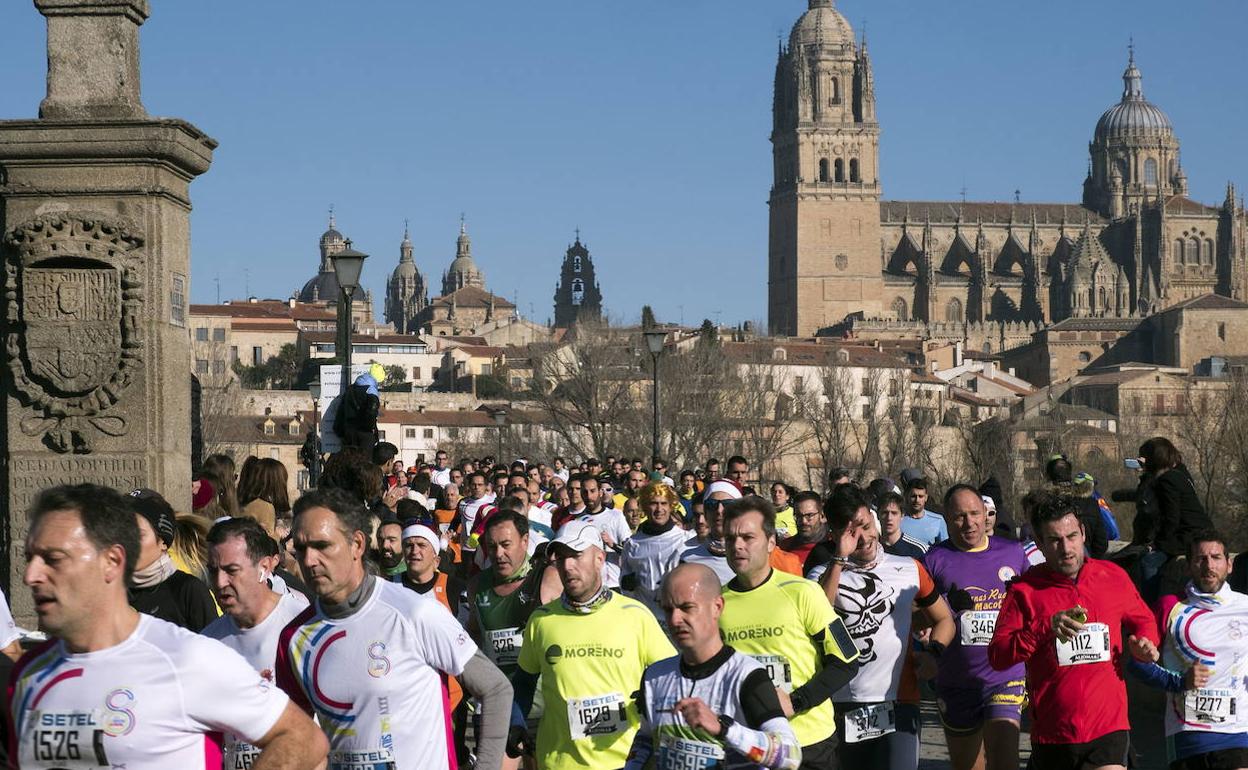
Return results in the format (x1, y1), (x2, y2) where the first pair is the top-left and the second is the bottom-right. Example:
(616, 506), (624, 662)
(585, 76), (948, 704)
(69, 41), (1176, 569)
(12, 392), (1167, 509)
(716, 714), (735, 737)
(829, 555), (852, 567)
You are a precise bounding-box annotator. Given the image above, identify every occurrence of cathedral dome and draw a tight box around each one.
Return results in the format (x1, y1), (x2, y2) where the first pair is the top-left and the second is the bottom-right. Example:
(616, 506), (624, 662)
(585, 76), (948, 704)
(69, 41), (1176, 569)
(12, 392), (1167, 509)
(1094, 52), (1172, 141)
(789, 0), (855, 51)
(299, 271), (339, 303)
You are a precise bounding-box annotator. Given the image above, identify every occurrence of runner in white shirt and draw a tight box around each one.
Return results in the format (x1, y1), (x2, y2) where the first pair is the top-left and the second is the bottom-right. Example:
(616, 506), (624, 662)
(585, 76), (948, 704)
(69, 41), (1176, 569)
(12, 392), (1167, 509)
(457, 471), (496, 555)
(621, 482), (689, 620)
(202, 517), (313, 769)
(11, 483), (325, 770)
(430, 450), (452, 488)
(278, 487), (513, 770)
(575, 476), (632, 551)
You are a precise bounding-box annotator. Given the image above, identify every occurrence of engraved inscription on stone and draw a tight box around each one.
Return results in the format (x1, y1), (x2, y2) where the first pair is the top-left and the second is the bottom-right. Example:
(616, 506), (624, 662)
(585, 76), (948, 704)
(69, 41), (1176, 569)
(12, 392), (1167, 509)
(9, 455), (149, 515)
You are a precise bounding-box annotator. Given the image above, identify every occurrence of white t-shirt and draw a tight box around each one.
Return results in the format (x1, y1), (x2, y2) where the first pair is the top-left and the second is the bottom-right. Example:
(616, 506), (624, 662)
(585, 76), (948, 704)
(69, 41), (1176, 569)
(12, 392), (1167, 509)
(202, 591), (311, 769)
(276, 577), (478, 770)
(679, 540), (736, 585)
(578, 509), (632, 552)
(10, 613), (289, 770)
(621, 526), (689, 617)
(430, 467), (451, 487)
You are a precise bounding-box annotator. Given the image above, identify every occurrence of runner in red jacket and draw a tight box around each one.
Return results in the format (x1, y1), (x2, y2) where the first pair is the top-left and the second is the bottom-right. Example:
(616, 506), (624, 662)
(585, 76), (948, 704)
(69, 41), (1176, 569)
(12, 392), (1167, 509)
(988, 493), (1159, 770)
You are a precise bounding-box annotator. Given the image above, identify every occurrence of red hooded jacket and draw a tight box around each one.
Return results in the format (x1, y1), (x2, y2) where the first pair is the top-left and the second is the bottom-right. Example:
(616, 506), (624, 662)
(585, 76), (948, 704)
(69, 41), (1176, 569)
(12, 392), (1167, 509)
(988, 557), (1158, 744)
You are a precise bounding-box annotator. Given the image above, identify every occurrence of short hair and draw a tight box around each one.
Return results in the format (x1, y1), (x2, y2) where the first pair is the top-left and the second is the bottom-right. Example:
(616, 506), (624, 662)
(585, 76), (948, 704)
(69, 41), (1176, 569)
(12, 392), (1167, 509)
(1187, 529), (1228, 560)
(207, 516), (279, 564)
(726, 455), (748, 468)
(824, 485), (869, 532)
(943, 483), (983, 508)
(372, 442), (399, 467)
(467, 470), (488, 485)
(293, 487), (371, 542)
(320, 447), (383, 502)
(905, 477), (928, 492)
(395, 497), (431, 525)
(496, 494), (527, 514)
(828, 466), (852, 482)
(793, 490), (822, 509)
(1044, 455), (1072, 484)
(679, 469), (696, 481)
(485, 508), (529, 538)
(29, 484), (140, 584)
(653, 458), (667, 467)
(722, 495), (776, 539)
(706, 457), (721, 467)
(1028, 492), (1082, 534)
(375, 516), (403, 538)
(876, 491), (904, 513)
(1140, 437), (1183, 474)
(581, 475), (600, 489)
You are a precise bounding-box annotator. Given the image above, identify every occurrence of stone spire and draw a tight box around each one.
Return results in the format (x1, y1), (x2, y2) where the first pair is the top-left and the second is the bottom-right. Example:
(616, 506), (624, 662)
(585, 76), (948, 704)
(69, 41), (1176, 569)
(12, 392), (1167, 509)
(441, 217), (485, 296)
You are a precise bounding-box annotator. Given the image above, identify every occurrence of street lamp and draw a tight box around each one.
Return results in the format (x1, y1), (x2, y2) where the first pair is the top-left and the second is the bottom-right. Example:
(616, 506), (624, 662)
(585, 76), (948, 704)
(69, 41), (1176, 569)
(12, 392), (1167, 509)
(490, 408), (507, 461)
(643, 329), (666, 468)
(331, 239), (368, 396)
(307, 379), (322, 487)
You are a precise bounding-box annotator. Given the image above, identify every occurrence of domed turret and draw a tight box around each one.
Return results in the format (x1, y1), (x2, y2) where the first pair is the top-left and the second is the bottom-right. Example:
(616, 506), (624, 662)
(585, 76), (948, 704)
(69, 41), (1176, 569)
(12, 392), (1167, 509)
(1094, 49), (1173, 141)
(299, 209), (346, 302)
(441, 218), (486, 296)
(789, 0), (855, 51)
(385, 221), (428, 333)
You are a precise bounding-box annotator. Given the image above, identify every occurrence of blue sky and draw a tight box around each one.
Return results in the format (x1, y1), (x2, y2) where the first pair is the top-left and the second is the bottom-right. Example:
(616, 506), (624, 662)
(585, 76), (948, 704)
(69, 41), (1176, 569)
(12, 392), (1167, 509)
(2, 1), (1245, 329)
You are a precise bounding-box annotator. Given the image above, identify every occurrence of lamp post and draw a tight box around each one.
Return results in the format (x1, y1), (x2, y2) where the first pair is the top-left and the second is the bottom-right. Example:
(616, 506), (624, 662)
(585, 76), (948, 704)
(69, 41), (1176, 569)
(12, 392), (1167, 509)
(490, 408), (507, 462)
(331, 239), (368, 397)
(643, 329), (666, 468)
(308, 379), (322, 487)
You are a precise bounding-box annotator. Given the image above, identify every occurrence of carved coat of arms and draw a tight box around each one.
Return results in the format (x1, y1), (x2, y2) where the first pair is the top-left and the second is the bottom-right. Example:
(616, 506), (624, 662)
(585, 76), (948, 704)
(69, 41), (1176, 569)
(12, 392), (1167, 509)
(3, 213), (144, 453)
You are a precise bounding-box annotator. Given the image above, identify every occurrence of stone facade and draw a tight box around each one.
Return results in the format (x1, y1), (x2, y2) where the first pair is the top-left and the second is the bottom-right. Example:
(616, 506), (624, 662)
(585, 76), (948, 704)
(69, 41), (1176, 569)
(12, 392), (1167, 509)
(384, 223), (429, 334)
(769, 1), (1248, 338)
(0, 1), (215, 617)
(553, 234), (603, 327)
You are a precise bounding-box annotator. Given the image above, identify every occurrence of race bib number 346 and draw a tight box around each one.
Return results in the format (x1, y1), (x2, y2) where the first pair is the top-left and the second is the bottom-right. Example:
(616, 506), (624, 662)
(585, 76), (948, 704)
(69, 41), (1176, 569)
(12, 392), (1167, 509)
(960, 611), (998, 647)
(567, 692), (629, 739)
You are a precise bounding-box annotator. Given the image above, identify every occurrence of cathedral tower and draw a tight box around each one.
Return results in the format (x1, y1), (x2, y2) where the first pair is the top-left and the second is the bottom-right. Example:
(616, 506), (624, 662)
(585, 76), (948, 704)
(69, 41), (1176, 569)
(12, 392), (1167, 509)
(768, 0), (882, 336)
(384, 222), (428, 334)
(441, 218), (485, 296)
(1083, 48), (1183, 220)
(553, 231), (603, 327)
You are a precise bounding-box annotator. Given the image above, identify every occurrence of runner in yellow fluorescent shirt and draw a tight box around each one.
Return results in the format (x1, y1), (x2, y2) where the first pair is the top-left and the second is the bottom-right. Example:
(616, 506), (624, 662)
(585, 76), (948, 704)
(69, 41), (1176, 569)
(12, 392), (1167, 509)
(718, 495), (860, 770)
(514, 520), (674, 770)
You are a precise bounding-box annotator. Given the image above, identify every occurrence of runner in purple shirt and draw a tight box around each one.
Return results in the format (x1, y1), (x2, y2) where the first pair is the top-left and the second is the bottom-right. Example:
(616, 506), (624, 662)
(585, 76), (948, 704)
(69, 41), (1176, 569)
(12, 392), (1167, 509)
(922, 485), (1031, 770)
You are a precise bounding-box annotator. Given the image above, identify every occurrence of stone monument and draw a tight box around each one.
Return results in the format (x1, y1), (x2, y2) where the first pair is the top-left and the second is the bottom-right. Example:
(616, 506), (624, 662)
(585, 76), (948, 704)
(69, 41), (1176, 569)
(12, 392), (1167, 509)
(0, 0), (215, 620)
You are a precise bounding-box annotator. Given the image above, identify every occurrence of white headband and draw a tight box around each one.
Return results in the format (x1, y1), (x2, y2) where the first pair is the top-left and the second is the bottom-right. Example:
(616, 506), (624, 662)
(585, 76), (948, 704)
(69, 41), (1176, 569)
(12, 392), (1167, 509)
(401, 524), (441, 554)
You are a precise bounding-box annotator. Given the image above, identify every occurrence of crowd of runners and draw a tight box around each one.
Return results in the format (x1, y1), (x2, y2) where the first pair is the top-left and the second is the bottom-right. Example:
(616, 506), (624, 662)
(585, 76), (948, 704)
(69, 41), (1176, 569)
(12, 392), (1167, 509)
(2, 436), (1243, 770)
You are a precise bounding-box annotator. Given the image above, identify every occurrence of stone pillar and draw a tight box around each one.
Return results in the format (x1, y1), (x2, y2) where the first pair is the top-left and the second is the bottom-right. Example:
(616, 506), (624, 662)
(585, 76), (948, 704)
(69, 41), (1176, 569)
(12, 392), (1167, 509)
(0, 0), (215, 623)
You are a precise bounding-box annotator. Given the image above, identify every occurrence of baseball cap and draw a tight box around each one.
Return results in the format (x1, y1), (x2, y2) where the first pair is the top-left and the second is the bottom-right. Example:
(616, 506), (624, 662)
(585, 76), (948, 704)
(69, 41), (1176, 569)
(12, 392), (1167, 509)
(128, 488), (176, 547)
(552, 520), (603, 553)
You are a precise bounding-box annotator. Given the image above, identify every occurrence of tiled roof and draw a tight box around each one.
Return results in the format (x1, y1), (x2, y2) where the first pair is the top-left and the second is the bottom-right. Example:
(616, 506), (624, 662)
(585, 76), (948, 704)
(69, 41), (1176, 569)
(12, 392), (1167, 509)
(1165, 196), (1217, 216)
(213, 415), (306, 444)
(881, 201), (1106, 226)
(190, 301), (334, 321)
(379, 408), (543, 427)
(302, 331), (429, 346)
(451, 345), (505, 358)
(1160, 293), (1248, 312)
(950, 386), (997, 407)
(430, 286), (516, 309)
(1046, 317), (1140, 332)
(231, 321), (298, 332)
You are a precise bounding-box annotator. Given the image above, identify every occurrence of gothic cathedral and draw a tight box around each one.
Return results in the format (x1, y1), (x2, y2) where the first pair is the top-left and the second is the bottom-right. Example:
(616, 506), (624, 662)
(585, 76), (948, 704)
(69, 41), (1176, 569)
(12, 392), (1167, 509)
(553, 233), (603, 327)
(767, 0), (1247, 338)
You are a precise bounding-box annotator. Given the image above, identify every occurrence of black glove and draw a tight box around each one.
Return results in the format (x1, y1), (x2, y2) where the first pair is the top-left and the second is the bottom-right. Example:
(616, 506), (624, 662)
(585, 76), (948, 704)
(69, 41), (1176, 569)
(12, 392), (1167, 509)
(947, 582), (975, 613)
(506, 724), (531, 758)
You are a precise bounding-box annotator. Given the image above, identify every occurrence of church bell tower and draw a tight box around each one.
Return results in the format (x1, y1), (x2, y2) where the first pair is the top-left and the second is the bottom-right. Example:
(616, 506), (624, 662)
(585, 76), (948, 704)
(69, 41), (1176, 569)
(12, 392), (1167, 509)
(768, 0), (882, 336)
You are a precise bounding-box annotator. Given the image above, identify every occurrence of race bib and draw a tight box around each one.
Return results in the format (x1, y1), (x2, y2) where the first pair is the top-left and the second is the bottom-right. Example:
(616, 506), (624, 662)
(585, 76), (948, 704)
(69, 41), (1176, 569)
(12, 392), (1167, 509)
(567, 692), (629, 739)
(328, 748), (397, 770)
(1056, 622), (1111, 666)
(751, 654), (793, 692)
(959, 610), (998, 647)
(487, 627), (523, 667)
(21, 709), (109, 769)
(226, 739), (261, 770)
(1183, 688), (1237, 726)
(657, 733), (726, 770)
(843, 702), (896, 744)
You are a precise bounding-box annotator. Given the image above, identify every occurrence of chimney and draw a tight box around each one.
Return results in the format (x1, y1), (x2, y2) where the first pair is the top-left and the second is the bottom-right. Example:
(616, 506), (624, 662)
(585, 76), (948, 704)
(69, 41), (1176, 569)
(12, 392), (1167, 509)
(984, 360), (996, 379)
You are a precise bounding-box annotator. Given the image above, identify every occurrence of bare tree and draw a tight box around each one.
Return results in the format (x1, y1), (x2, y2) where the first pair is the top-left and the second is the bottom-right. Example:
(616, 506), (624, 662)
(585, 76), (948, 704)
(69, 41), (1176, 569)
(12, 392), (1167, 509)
(729, 358), (810, 481)
(1175, 379), (1232, 518)
(794, 363), (862, 492)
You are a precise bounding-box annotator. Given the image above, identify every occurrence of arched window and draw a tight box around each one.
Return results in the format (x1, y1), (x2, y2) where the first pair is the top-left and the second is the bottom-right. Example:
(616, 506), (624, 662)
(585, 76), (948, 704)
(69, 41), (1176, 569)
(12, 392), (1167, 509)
(1190, 237), (1201, 266)
(834, 159), (845, 183)
(818, 158), (830, 183)
(849, 158), (861, 183)
(945, 298), (963, 322)
(1144, 158), (1158, 188)
(1175, 239), (1186, 264)
(830, 77), (841, 104)
(891, 297), (908, 321)
(1204, 239), (1215, 265)
(573, 255), (582, 272)
(571, 278), (584, 305)
(1098, 286), (1107, 312)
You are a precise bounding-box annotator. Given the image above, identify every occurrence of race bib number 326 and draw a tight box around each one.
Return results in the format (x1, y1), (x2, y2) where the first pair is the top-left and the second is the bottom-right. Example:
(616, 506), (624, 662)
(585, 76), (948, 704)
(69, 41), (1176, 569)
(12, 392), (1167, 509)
(567, 692), (629, 739)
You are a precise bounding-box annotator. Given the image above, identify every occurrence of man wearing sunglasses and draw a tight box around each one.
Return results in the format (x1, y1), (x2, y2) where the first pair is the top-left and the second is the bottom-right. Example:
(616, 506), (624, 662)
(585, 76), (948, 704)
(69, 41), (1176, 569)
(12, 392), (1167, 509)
(679, 480), (741, 584)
